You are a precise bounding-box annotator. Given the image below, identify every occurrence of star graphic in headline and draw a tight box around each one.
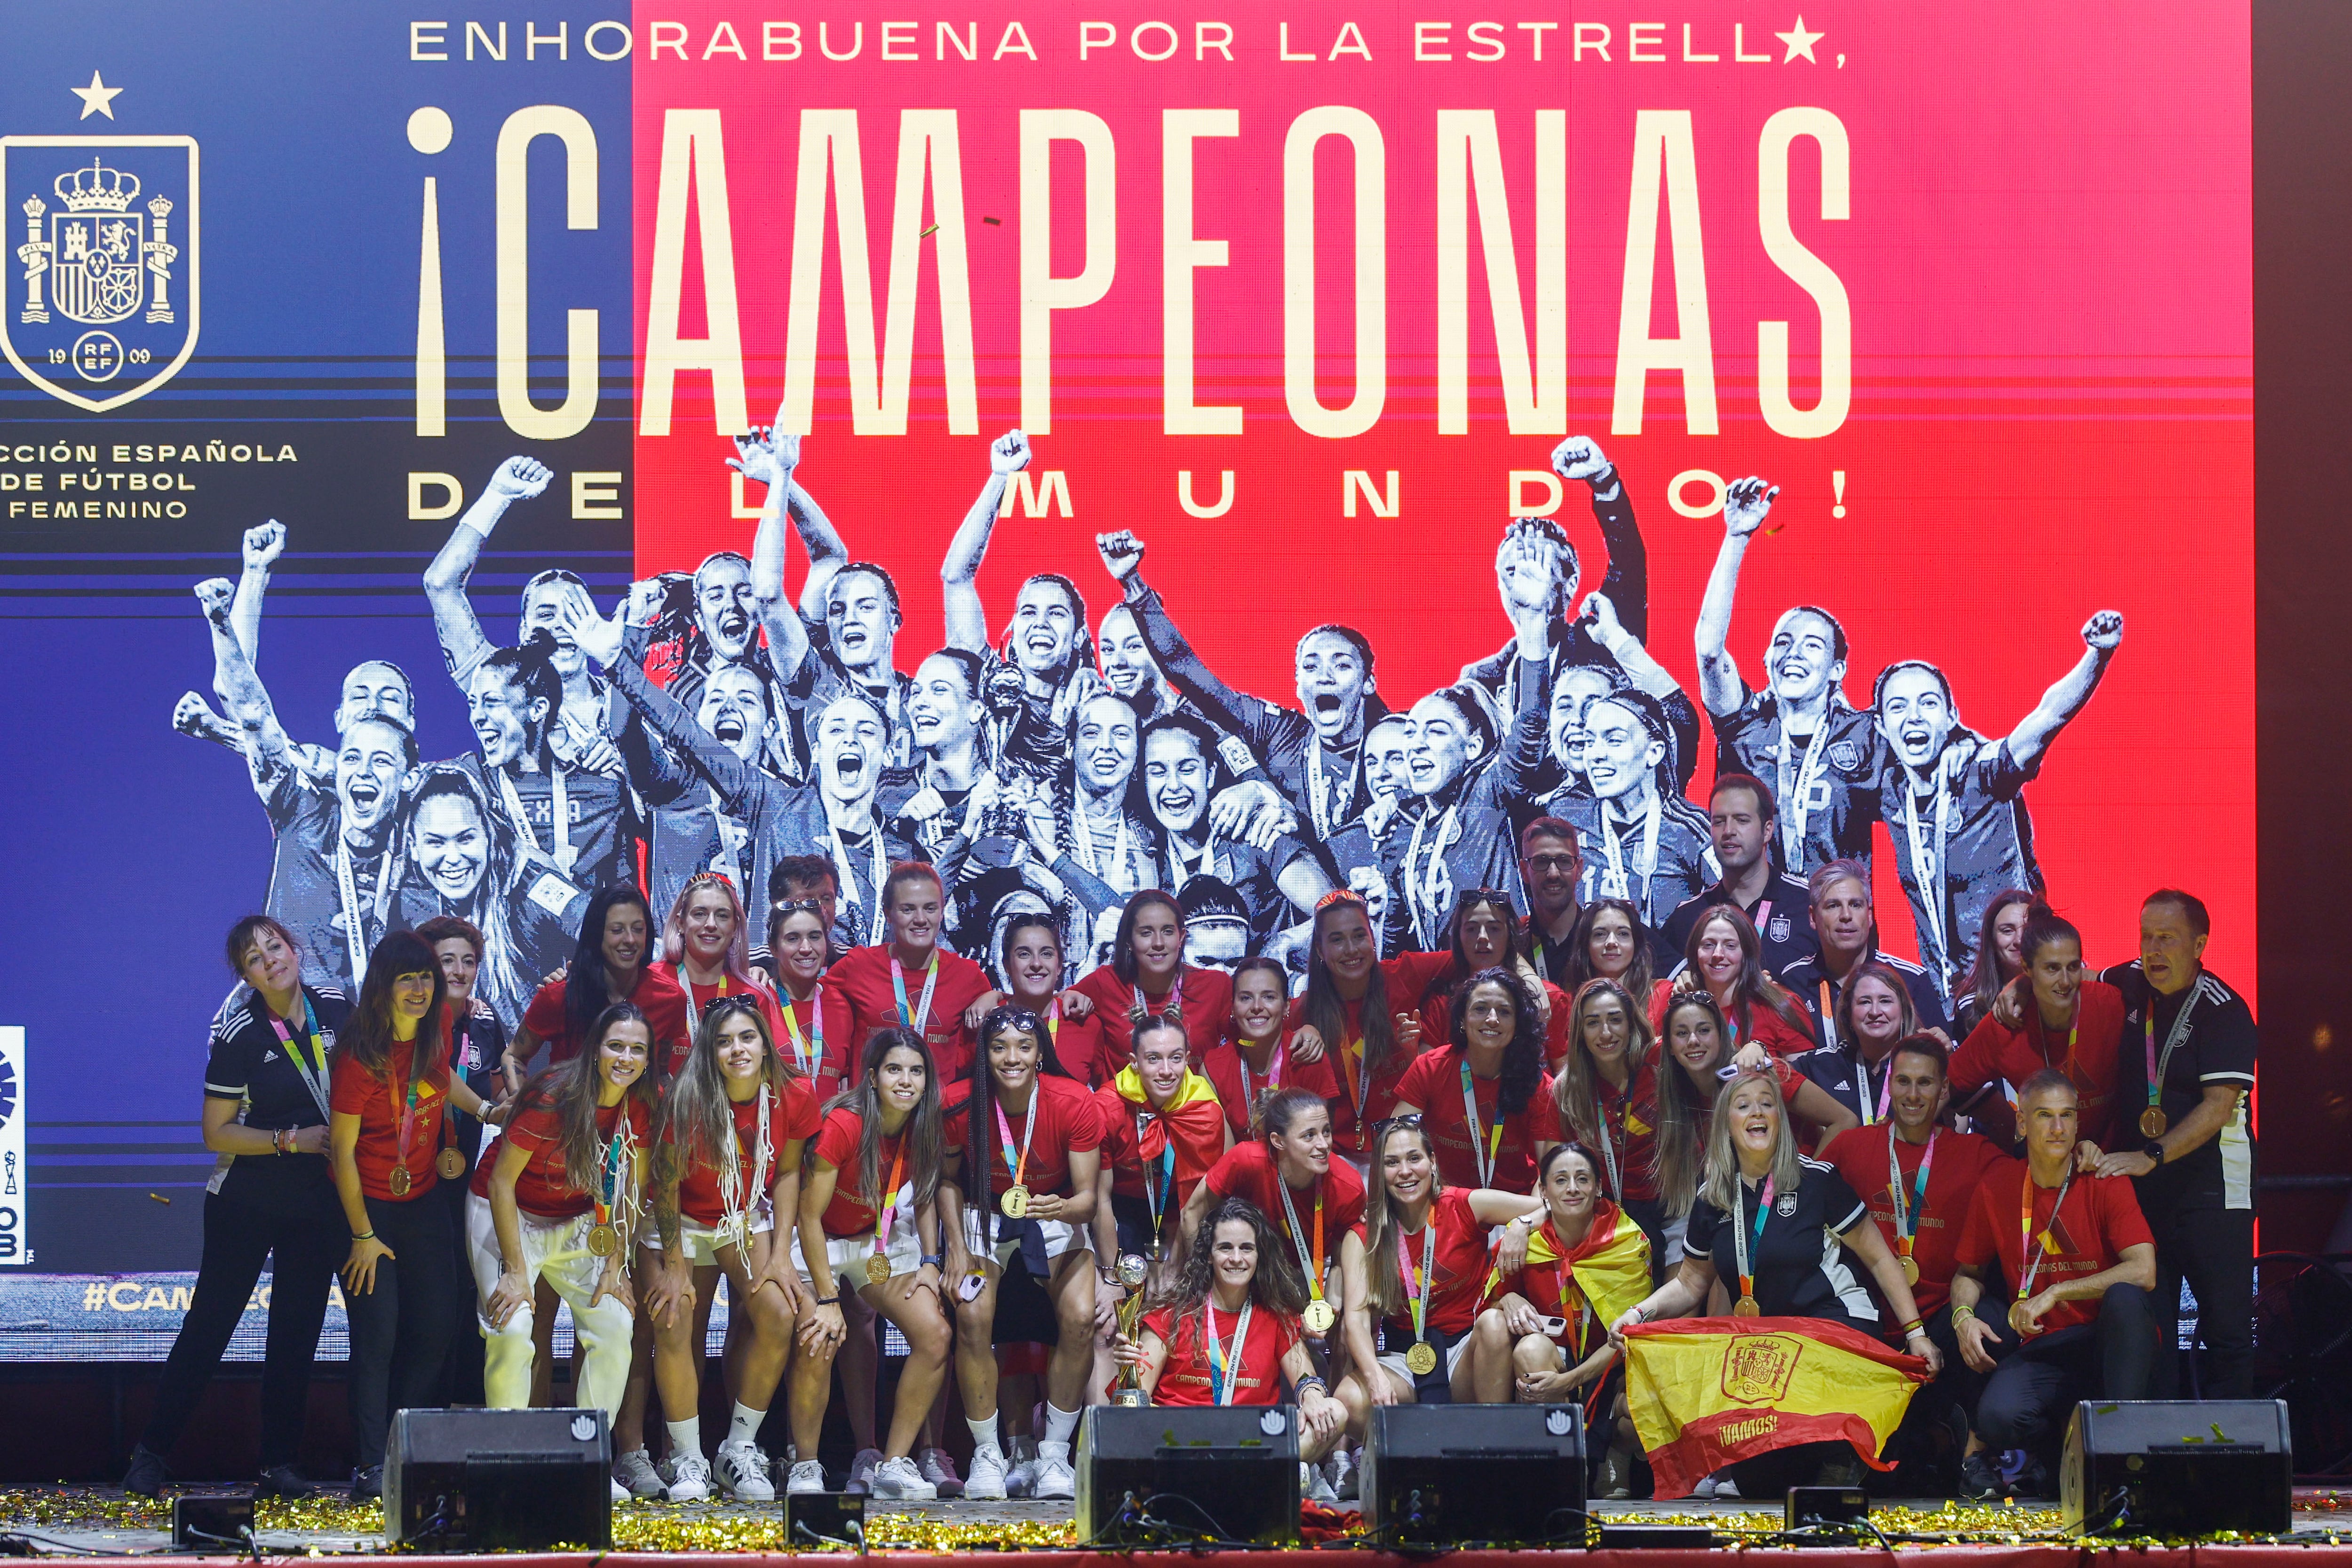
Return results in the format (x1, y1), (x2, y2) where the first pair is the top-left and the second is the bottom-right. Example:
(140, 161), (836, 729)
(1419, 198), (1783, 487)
(1776, 17), (1826, 63)
(70, 70), (123, 119)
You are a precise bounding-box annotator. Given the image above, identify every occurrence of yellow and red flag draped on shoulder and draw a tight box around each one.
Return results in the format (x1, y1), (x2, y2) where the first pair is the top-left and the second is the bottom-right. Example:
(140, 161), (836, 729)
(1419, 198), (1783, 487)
(1622, 1317), (1928, 1498)
(1109, 1067), (1230, 1193)
(1481, 1200), (1653, 1335)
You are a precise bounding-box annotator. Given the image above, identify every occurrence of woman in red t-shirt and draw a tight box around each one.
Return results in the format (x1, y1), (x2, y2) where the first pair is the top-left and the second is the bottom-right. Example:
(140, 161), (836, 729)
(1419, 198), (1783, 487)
(1184, 1088), (1368, 1348)
(1072, 890), (1237, 1074)
(1113, 1195), (1346, 1478)
(328, 931), (499, 1498)
(640, 998), (822, 1503)
(820, 863), (995, 1084)
(1200, 956), (1340, 1137)
(767, 897), (846, 1098)
(507, 887), (693, 1083)
(1552, 979), (1663, 1248)
(939, 1007), (1105, 1501)
(1334, 1119), (1542, 1415)
(1290, 891), (1454, 1160)
(1394, 967), (1559, 1194)
(995, 912), (1110, 1087)
(657, 872), (787, 1058)
(1092, 1015), (1232, 1268)
(468, 1001), (655, 1481)
(1408, 892), (1571, 1074)
(786, 1028), (952, 1502)
(1655, 905), (1819, 1063)
(1558, 899), (1658, 1046)
(1650, 992), (1858, 1270)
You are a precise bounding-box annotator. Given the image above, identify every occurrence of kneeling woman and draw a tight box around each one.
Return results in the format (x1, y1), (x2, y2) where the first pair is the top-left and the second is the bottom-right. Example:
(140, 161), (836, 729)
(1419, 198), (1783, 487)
(470, 1003), (656, 1500)
(1611, 1070), (1941, 1496)
(1114, 1195), (1348, 1488)
(789, 1028), (952, 1501)
(644, 999), (822, 1502)
(942, 1006), (1105, 1502)
(1337, 1119), (1542, 1412)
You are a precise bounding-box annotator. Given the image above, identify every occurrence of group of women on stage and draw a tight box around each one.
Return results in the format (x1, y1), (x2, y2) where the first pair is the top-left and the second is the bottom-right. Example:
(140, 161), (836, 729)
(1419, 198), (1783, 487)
(134, 832), (2242, 1508)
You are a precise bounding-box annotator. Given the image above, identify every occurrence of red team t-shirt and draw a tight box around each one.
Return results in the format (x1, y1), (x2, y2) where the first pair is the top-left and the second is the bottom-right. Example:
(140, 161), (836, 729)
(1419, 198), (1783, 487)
(1953, 1161), (2154, 1334)
(1392, 1048), (1557, 1193)
(1820, 1124), (2012, 1315)
(810, 1106), (925, 1238)
(942, 1074), (1104, 1201)
(1144, 1301), (1302, 1406)
(471, 1094), (654, 1220)
(668, 966), (788, 1050)
(1291, 951), (1455, 1156)
(329, 1034), (455, 1203)
(1649, 979), (1817, 1060)
(525, 967), (695, 1070)
(821, 944), (993, 1084)
(671, 1077), (825, 1227)
(1375, 1186), (1494, 1338)
(1555, 1059), (1662, 1205)
(1204, 1140), (1367, 1283)
(1073, 963), (1237, 1075)
(1198, 1034), (1342, 1138)
(1951, 982), (2128, 1149)
(771, 987), (853, 1103)
(1414, 975), (1574, 1074)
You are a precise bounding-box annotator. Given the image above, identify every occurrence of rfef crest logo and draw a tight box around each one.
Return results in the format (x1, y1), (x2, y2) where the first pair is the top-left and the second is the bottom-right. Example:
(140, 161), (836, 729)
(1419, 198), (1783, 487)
(3, 135), (198, 411)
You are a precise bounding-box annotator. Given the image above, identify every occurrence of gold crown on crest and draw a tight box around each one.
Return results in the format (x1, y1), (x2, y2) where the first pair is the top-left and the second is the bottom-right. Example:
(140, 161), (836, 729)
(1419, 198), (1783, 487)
(55, 159), (139, 213)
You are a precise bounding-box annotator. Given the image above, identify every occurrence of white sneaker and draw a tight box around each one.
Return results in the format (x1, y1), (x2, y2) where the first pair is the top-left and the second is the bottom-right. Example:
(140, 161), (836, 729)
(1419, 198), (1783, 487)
(1327, 1448), (1358, 1502)
(918, 1446), (965, 1499)
(1302, 1461), (1336, 1504)
(845, 1447), (883, 1496)
(666, 1451), (713, 1504)
(1032, 1443), (1076, 1501)
(963, 1442), (1010, 1501)
(787, 1459), (827, 1496)
(1714, 1475), (1740, 1498)
(715, 1439), (775, 1502)
(1005, 1437), (1040, 1498)
(869, 1455), (938, 1500)
(1692, 1475), (1717, 1499)
(609, 1476), (630, 1505)
(613, 1448), (667, 1500)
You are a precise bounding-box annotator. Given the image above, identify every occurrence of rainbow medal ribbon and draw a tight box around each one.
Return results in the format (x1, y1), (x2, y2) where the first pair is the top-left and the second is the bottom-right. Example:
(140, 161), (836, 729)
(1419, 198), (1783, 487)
(587, 1125), (627, 1256)
(1886, 1124), (1936, 1286)
(1730, 1176), (1773, 1317)
(996, 1090), (1038, 1219)
(2009, 1166), (2074, 1334)
(1207, 1299), (1254, 1406)
(1278, 1174), (1335, 1335)
(1460, 1061), (1505, 1187)
(1400, 1219), (1439, 1375)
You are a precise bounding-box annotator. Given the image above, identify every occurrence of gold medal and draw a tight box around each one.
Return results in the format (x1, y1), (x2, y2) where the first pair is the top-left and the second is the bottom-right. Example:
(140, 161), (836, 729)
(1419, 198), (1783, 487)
(437, 1148), (466, 1180)
(2139, 1107), (2168, 1139)
(1900, 1253), (1919, 1286)
(1303, 1299), (1337, 1336)
(386, 1164), (412, 1197)
(2008, 1300), (2036, 1335)
(1000, 1185), (1031, 1220)
(865, 1251), (894, 1285)
(1732, 1294), (1761, 1319)
(587, 1222), (618, 1257)
(1405, 1341), (1438, 1376)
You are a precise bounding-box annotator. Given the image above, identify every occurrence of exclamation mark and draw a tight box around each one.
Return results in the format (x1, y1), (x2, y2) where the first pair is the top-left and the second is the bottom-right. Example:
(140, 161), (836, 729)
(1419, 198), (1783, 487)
(1831, 470), (1847, 518)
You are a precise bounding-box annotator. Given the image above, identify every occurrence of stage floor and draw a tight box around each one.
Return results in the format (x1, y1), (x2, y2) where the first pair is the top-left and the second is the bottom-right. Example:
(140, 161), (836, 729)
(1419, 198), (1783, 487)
(4, 1488), (2352, 1557)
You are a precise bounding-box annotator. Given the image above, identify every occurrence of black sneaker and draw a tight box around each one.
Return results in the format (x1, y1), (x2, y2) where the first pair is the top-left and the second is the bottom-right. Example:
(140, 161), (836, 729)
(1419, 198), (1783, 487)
(1959, 1450), (2010, 1501)
(350, 1465), (383, 1502)
(256, 1465), (316, 1500)
(2016, 1456), (2055, 1501)
(122, 1444), (170, 1498)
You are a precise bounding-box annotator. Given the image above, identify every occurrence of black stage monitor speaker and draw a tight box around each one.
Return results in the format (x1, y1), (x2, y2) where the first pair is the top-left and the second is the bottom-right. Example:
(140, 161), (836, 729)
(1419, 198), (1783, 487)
(782, 1491), (866, 1547)
(385, 1407), (613, 1549)
(171, 1495), (255, 1552)
(1785, 1485), (1871, 1533)
(2062, 1399), (2292, 1538)
(1361, 1402), (1586, 1548)
(1075, 1404), (1301, 1547)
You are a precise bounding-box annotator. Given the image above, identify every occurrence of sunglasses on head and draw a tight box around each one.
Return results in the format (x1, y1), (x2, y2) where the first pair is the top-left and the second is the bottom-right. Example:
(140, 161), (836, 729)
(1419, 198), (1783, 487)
(772, 898), (826, 916)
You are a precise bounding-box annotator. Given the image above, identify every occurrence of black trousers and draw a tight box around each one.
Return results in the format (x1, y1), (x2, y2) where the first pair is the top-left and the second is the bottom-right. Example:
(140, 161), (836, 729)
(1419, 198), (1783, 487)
(1973, 1283), (2155, 1459)
(141, 1189), (342, 1469)
(346, 1193), (460, 1471)
(437, 1176), (487, 1406)
(2144, 1203), (2255, 1399)
(1622, 1197), (1671, 1287)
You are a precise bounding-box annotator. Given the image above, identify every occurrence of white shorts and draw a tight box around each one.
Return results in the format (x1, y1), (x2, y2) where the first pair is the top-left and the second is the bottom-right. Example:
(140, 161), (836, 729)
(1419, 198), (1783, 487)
(660, 1209), (774, 1267)
(960, 1208), (1085, 1269)
(795, 1225), (924, 1293)
(1377, 1336), (1472, 1388)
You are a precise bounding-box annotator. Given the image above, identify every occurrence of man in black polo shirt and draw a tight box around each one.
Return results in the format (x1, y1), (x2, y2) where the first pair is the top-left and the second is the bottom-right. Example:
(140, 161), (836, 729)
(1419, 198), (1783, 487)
(2091, 888), (2257, 1399)
(1657, 773), (1818, 978)
(1516, 816), (1584, 984)
(1784, 860), (1952, 1123)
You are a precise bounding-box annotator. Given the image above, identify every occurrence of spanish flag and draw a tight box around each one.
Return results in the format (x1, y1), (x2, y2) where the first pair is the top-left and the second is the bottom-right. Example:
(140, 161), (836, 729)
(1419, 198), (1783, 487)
(1482, 1202), (1653, 1336)
(1623, 1317), (1929, 1498)
(1106, 1067), (1230, 1199)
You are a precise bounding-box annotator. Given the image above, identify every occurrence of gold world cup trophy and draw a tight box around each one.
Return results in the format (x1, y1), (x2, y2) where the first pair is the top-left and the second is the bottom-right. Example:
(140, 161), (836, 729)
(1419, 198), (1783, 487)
(1112, 1252), (1152, 1407)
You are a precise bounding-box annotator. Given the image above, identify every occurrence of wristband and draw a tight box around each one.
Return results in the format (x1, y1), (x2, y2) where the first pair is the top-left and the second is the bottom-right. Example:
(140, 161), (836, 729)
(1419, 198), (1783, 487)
(1900, 1318), (1925, 1338)
(922, 1253), (943, 1268)
(1950, 1304), (1975, 1324)
(352, 1231), (375, 1243)
(814, 1296), (839, 1307)
(1293, 1376), (1328, 1397)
